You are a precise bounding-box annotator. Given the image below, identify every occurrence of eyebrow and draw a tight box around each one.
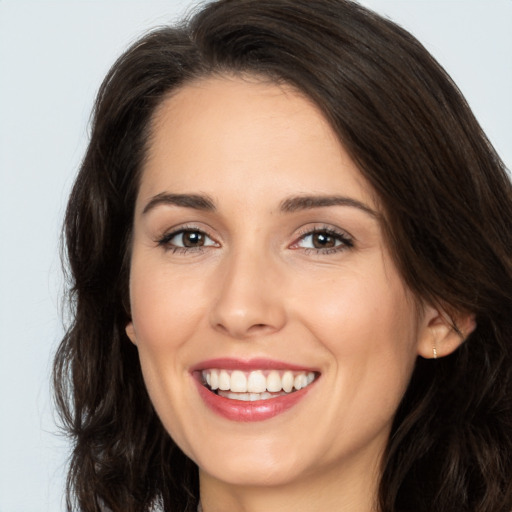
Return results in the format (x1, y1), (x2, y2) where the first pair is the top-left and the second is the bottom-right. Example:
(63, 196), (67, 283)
(279, 195), (378, 218)
(142, 192), (378, 218)
(142, 193), (216, 214)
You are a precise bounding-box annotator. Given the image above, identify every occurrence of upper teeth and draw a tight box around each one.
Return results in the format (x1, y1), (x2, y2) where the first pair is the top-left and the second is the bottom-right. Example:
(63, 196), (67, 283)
(202, 369), (316, 393)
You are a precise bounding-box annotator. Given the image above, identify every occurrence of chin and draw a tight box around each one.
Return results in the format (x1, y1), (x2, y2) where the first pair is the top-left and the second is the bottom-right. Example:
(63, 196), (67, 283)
(199, 454), (308, 488)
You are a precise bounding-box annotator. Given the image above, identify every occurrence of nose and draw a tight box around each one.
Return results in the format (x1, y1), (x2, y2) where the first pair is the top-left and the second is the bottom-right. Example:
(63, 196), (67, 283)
(209, 249), (287, 339)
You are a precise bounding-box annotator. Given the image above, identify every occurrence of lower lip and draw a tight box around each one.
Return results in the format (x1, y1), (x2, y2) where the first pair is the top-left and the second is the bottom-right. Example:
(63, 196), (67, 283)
(194, 379), (314, 422)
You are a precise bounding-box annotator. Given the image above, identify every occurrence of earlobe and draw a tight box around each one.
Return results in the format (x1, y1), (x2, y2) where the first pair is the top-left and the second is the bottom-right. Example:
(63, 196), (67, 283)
(125, 322), (137, 346)
(417, 305), (476, 359)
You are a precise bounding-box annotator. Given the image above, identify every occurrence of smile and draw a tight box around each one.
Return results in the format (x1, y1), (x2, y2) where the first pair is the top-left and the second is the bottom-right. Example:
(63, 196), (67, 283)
(202, 369), (316, 401)
(193, 360), (320, 421)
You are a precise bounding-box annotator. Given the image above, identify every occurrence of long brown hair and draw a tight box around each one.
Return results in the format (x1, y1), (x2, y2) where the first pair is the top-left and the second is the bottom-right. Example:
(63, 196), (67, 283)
(54, 1), (512, 511)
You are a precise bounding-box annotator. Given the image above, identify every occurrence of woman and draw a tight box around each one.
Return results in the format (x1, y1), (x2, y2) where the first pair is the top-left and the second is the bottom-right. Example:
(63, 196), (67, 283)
(53, 0), (512, 511)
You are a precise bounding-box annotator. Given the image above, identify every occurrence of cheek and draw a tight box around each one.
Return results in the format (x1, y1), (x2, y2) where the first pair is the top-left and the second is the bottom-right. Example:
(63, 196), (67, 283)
(127, 260), (208, 451)
(291, 266), (419, 420)
(294, 267), (417, 357)
(129, 260), (208, 350)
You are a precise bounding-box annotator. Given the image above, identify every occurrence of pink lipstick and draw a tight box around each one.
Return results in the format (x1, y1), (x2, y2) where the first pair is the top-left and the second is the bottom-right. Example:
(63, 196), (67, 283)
(192, 358), (319, 422)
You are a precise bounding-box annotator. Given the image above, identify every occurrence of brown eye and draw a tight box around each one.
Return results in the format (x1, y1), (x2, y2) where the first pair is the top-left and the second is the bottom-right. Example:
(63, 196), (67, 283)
(158, 229), (217, 250)
(311, 232), (336, 248)
(294, 228), (353, 253)
(181, 230), (206, 247)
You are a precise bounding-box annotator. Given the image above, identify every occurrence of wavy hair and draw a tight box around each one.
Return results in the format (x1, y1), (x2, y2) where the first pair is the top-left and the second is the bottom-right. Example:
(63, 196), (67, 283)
(54, 1), (512, 511)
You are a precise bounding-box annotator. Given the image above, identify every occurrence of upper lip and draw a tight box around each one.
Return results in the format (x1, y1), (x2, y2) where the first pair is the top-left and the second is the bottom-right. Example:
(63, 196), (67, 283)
(190, 357), (319, 373)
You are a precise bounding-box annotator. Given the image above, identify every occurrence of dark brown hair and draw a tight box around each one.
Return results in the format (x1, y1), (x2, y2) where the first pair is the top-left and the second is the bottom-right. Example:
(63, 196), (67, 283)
(54, 1), (512, 511)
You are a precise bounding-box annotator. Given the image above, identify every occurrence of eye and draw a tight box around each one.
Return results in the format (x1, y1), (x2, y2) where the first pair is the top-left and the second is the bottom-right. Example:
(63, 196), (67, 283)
(158, 228), (218, 252)
(292, 227), (353, 253)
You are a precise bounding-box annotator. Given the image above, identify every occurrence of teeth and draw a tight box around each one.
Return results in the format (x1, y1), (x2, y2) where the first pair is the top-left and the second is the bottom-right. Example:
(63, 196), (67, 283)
(202, 368), (317, 395)
(282, 371), (294, 392)
(218, 391), (278, 401)
(230, 370), (247, 392)
(247, 370), (267, 393)
(267, 371), (282, 392)
(294, 373), (307, 390)
(218, 370), (230, 391)
(210, 370), (219, 390)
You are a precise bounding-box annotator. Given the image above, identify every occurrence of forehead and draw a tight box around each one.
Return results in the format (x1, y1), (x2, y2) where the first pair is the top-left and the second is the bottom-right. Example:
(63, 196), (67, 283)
(138, 75), (376, 212)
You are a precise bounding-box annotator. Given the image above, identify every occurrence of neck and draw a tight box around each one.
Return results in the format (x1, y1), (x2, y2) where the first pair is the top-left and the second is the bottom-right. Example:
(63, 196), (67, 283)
(198, 452), (382, 512)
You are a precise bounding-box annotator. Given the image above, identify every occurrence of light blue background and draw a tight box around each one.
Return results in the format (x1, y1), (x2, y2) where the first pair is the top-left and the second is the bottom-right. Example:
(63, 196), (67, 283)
(0, 1), (510, 511)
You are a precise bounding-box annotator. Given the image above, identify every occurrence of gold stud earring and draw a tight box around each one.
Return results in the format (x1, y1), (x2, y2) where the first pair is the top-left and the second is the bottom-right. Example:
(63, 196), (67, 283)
(432, 345), (438, 359)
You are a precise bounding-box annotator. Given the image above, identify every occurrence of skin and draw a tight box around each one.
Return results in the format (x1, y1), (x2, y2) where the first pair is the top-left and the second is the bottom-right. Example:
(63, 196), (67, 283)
(126, 76), (468, 512)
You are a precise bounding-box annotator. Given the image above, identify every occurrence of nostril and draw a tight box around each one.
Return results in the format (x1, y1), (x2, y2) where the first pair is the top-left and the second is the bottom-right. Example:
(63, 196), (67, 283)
(246, 323), (277, 335)
(209, 295), (289, 338)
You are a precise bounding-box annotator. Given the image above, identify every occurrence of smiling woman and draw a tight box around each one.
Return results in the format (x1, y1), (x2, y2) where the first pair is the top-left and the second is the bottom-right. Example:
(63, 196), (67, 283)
(126, 78), (427, 498)
(53, 1), (512, 512)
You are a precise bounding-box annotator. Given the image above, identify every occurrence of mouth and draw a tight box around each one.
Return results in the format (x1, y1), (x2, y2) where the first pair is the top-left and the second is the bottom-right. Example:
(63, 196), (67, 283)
(200, 368), (318, 402)
(192, 360), (320, 421)
(192, 358), (320, 421)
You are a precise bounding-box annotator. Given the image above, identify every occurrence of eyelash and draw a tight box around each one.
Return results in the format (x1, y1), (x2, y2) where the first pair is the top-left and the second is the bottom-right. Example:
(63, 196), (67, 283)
(156, 225), (217, 254)
(156, 225), (354, 255)
(291, 226), (354, 255)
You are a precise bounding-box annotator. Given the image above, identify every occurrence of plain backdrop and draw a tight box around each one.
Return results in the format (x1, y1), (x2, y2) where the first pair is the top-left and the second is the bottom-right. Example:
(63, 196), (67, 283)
(0, 1), (510, 511)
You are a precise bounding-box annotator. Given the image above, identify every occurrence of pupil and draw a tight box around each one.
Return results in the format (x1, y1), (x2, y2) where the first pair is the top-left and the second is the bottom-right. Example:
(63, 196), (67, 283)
(313, 233), (335, 248)
(183, 231), (204, 247)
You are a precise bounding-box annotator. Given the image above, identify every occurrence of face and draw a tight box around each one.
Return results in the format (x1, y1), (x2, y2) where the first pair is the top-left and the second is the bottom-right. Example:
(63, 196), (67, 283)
(126, 76), (432, 493)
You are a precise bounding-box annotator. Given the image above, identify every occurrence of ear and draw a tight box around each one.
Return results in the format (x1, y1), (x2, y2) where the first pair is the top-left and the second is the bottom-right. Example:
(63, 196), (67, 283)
(125, 322), (137, 346)
(417, 304), (476, 359)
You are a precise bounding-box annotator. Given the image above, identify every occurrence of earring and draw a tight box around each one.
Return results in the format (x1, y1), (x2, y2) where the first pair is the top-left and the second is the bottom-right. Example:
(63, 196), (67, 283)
(432, 345), (438, 359)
